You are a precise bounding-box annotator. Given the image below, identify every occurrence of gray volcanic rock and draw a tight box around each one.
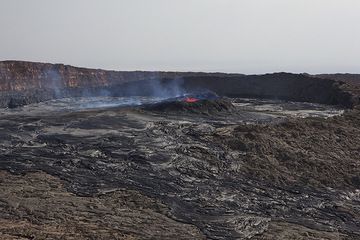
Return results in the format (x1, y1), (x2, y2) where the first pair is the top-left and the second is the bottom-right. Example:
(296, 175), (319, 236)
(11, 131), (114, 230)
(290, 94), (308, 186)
(0, 171), (205, 239)
(315, 73), (360, 86)
(0, 105), (359, 239)
(143, 98), (236, 115)
(180, 73), (359, 108)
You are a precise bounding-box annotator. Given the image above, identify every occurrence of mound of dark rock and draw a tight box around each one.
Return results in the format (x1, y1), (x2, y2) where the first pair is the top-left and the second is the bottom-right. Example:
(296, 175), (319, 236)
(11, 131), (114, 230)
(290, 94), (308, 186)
(143, 98), (235, 115)
(0, 89), (55, 109)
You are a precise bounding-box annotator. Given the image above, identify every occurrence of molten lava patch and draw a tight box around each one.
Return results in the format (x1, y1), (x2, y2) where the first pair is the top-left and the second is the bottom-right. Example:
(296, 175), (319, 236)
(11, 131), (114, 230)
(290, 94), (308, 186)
(184, 97), (199, 103)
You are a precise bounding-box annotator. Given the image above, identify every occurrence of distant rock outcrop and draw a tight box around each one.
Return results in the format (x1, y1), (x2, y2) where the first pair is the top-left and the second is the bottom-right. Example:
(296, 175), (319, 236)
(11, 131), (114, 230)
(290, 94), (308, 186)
(315, 73), (360, 86)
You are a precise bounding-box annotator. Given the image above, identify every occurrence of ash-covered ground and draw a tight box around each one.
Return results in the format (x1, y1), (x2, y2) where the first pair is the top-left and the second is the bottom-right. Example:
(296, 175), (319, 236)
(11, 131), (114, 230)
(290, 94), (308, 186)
(1, 95), (359, 240)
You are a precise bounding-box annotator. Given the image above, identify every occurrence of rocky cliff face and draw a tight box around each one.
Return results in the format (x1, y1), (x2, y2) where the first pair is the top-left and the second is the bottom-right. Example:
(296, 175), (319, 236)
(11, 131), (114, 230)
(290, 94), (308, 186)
(0, 61), (358, 108)
(0, 60), (169, 91)
(180, 74), (358, 107)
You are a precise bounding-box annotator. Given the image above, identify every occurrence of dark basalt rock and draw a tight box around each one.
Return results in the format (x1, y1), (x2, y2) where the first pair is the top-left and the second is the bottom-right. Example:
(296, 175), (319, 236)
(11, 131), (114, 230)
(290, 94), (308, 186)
(143, 98), (235, 115)
(0, 89), (55, 108)
(0, 105), (359, 239)
(7, 97), (26, 108)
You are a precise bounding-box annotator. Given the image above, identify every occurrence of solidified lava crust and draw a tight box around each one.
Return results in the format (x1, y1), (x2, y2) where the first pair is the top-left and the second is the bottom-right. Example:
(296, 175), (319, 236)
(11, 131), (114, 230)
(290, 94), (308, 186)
(1, 61), (360, 240)
(0, 105), (359, 239)
(142, 98), (236, 115)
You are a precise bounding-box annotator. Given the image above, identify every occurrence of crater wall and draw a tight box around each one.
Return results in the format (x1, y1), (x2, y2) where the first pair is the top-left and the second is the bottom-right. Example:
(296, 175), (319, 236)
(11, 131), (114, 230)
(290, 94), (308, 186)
(0, 61), (358, 108)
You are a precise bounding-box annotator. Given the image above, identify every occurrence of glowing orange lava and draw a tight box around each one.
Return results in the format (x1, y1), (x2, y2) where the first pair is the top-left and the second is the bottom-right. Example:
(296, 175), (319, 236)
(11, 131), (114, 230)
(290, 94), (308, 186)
(184, 97), (199, 103)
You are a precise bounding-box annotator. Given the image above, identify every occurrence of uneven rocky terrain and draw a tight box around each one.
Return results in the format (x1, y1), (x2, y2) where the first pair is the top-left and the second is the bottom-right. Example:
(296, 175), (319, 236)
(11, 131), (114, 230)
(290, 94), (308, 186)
(0, 61), (360, 239)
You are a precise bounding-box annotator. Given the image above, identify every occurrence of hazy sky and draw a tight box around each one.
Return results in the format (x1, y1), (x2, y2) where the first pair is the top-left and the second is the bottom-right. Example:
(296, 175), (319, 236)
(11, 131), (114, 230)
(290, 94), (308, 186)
(1, 0), (359, 73)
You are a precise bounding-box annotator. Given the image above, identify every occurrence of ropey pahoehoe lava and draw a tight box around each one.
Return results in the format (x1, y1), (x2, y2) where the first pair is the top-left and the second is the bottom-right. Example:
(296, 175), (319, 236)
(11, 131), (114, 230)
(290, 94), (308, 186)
(1, 61), (360, 240)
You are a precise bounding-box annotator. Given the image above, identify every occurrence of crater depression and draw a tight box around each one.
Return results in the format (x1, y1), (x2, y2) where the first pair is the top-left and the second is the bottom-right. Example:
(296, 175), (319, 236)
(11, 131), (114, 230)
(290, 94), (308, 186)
(0, 61), (360, 240)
